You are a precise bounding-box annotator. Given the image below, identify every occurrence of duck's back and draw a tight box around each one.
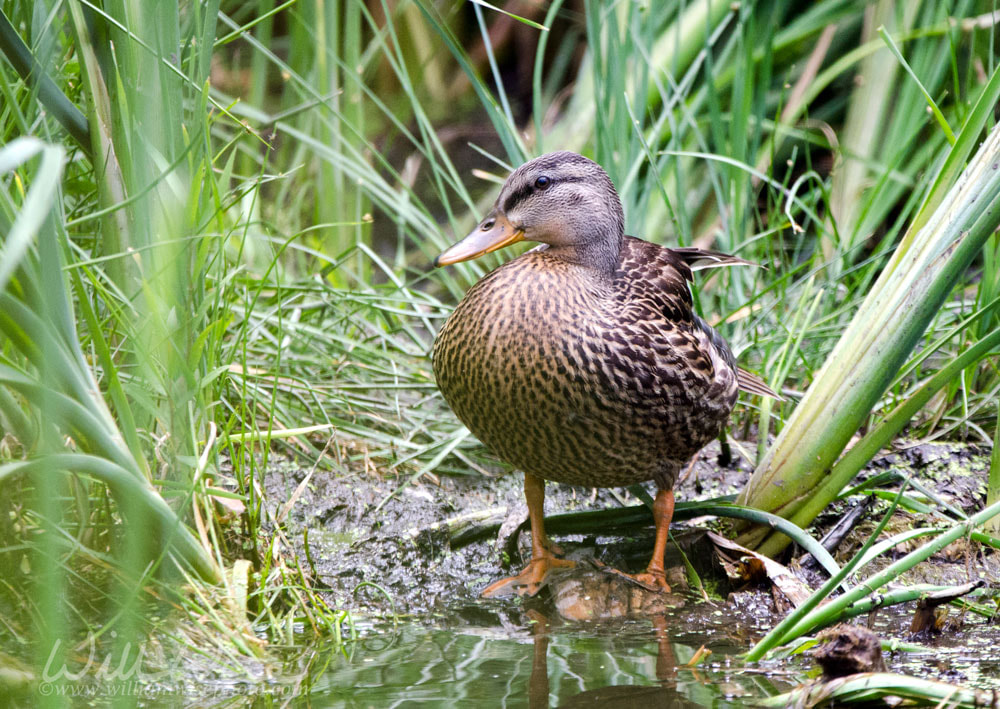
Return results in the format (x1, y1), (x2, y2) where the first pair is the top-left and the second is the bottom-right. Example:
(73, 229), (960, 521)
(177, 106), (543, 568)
(432, 236), (739, 490)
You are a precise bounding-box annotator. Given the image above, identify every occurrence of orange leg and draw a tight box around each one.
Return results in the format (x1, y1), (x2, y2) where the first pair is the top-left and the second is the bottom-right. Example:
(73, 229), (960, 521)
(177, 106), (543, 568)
(627, 488), (674, 592)
(482, 473), (576, 598)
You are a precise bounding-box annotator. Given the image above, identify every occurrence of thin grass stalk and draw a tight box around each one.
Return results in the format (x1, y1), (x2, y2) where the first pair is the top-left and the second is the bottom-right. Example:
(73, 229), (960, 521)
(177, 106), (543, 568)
(0, 455), (215, 580)
(0, 269), (218, 581)
(989, 399), (1000, 535)
(745, 10), (977, 265)
(831, 583), (978, 622)
(827, 1), (911, 257)
(0, 387), (32, 446)
(551, 0), (736, 153)
(878, 26), (956, 147)
(0, 139), (62, 291)
(65, 0), (130, 290)
(756, 280), (822, 463)
(415, 0), (526, 164)
(0, 9), (90, 151)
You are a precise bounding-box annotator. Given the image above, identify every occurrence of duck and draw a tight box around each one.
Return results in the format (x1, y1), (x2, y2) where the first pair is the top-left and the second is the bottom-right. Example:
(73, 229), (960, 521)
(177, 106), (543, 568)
(432, 151), (776, 597)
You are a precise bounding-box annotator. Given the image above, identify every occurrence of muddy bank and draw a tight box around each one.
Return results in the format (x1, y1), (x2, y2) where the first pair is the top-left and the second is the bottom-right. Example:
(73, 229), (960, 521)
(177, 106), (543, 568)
(259, 440), (997, 619)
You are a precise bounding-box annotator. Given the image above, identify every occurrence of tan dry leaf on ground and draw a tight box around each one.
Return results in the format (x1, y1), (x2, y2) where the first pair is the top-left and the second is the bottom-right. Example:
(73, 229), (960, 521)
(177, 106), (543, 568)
(707, 531), (812, 608)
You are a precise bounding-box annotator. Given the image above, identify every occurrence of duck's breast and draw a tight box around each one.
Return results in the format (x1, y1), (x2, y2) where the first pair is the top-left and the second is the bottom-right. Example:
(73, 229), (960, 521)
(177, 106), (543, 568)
(433, 247), (737, 489)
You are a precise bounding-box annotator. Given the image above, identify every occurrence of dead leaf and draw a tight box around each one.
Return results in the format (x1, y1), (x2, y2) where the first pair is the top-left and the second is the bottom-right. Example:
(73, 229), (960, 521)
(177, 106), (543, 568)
(708, 531), (812, 608)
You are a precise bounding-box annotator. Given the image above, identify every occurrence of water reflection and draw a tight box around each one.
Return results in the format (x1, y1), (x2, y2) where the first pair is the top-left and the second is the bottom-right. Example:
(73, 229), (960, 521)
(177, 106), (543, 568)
(308, 609), (795, 707)
(528, 611), (700, 708)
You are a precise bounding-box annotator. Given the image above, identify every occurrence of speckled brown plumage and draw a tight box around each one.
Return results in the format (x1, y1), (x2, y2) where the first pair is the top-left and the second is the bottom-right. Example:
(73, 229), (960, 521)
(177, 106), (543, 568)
(431, 151), (775, 596)
(434, 236), (738, 491)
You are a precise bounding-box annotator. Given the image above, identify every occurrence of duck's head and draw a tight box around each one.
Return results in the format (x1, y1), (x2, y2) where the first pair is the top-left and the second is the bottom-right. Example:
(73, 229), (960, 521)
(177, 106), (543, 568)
(435, 151), (625, 273)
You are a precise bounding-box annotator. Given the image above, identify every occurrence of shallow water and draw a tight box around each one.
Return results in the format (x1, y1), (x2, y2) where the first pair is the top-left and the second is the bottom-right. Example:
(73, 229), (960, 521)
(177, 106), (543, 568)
(232, 443), (1000, 706)
(42, 593), (985, 708)
(307, 622), (795, 707)
(267, 599), (1000, 708)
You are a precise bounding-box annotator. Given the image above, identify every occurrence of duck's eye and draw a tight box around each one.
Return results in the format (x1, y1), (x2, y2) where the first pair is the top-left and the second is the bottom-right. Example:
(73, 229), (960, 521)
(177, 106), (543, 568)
(534, 176), (552, 190)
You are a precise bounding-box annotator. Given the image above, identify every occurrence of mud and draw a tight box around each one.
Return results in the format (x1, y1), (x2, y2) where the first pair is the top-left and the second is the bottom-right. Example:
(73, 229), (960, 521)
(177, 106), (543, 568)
(261, 439), (749, 615)
(260, 439), (999, 622)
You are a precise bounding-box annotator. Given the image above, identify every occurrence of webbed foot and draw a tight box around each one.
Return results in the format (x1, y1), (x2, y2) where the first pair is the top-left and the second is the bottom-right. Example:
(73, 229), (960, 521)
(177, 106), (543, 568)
(482, 553), (576, 598)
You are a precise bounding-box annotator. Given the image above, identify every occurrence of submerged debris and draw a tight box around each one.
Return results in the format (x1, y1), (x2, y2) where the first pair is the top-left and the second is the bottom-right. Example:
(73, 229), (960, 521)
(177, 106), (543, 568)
(813, 624), (887, 679)
(549, 566), (688, 620)
(910, 581), (984, 638)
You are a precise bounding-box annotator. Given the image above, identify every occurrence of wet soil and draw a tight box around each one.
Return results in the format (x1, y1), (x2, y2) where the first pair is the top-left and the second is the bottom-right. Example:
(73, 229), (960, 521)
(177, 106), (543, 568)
(261, 439), (1000, 620)
(261, 439), (745, 615)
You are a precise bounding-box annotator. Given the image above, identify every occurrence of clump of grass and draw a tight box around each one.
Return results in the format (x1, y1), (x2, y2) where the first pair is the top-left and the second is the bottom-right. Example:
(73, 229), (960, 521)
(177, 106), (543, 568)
(746, 476), (1000, 660)
(739, 83), (1000, 553)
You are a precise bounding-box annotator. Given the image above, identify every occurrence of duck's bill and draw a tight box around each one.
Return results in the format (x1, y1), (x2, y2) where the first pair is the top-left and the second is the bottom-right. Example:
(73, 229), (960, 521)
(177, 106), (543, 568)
(434, 212), (524, 266)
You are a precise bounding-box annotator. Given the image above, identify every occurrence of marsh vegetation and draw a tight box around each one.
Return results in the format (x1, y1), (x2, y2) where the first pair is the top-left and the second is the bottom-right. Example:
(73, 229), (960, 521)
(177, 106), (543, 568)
(2, 0), (1000, 705)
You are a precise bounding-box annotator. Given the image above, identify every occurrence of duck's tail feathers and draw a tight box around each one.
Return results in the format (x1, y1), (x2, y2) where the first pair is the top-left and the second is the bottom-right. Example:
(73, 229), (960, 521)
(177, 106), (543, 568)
(737, 368), (783, 400)
(671, 247), (761, 271)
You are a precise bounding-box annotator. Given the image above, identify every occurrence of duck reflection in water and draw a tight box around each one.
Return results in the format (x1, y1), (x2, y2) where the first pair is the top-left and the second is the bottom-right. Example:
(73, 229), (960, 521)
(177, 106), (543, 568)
(526, 610), (703, 709)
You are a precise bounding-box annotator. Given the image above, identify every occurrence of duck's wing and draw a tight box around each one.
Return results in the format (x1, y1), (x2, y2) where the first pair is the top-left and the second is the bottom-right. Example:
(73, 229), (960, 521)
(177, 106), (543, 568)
(616, 237), (697, 323)
(616, 238), (763, 317)
(669, 247), (782, 399)
(620, 239), (781, 400)
(735, 368), (782, 400)
(669, 246), (761, 271)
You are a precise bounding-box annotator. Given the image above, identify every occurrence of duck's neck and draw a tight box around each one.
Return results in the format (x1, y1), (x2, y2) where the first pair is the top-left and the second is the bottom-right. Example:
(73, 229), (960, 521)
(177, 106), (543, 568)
(545, 230), (624, 277)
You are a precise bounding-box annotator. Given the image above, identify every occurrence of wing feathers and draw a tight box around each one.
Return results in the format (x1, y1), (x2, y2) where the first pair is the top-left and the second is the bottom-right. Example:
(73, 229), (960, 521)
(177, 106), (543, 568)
(737, 368), (782, 400)
(670, 247), (760, 272)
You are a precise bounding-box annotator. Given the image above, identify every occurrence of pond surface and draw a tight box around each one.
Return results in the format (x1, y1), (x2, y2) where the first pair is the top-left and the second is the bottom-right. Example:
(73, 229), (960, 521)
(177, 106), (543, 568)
(34, 589), (991, 708)
(266, 599), (1000, 708)
(305, 616), (799, 707)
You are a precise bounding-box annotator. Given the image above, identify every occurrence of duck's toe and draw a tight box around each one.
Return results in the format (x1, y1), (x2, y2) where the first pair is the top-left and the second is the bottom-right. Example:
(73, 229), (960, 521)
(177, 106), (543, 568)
(481, 553), (576, 598)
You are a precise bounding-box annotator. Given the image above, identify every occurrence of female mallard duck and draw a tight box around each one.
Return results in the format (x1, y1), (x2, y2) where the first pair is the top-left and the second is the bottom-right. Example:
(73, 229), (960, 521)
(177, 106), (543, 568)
(433, 151), (775, 597)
